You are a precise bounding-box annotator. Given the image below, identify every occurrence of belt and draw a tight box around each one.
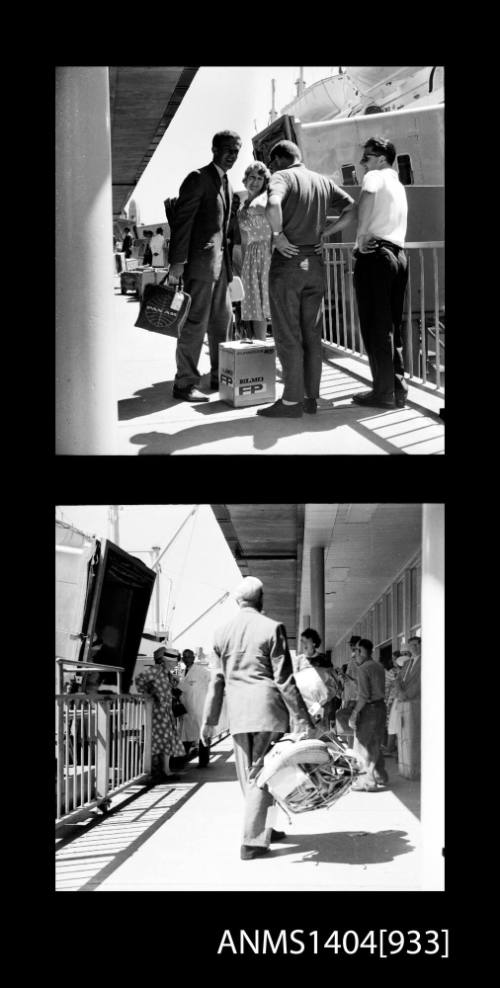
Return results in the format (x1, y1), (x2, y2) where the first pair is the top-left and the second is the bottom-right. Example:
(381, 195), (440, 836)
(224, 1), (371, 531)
(373, 239), (403, 253)
(366, 698), (385, 704)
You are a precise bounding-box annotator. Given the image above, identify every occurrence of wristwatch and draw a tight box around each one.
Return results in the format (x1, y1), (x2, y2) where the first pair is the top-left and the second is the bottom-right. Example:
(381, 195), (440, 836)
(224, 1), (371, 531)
(272, 231), (282, 238)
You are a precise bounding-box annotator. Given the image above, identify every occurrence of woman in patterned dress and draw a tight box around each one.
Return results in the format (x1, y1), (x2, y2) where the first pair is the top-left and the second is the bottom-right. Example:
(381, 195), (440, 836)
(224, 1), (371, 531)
(135, 650), (185, 780)
(238, 162), (273, 341)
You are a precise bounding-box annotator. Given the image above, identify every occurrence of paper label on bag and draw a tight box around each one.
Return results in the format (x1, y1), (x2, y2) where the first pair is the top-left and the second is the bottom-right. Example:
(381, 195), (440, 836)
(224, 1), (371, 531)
(170, 292), (183, 312)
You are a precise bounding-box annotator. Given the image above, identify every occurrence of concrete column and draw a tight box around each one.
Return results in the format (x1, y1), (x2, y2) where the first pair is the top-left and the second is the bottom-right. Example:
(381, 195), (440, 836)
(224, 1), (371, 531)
(310, 547), (325, 649)
(56, 67), (118, 454)
(421, 503), (444, 889)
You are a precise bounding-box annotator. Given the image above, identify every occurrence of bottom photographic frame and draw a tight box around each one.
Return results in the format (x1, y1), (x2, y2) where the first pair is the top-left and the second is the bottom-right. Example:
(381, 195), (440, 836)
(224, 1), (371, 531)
(54, 502), (444, 900)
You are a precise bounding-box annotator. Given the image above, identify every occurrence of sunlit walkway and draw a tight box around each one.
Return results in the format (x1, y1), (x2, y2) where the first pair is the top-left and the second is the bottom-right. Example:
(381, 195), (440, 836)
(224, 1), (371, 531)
(114, 280), (444, 456)
(55, 735), (421, 892)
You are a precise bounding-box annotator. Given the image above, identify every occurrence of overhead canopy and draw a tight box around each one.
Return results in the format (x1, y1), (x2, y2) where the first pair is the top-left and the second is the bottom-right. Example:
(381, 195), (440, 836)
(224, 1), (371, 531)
(300, 504), (422, 648)
(212, 504), (422, 654)
(211, 505), (304, 648)
(109, 66), (199, 217)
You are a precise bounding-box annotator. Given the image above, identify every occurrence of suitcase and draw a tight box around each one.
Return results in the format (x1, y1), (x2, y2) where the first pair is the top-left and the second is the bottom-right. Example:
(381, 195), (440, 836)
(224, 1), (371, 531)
(218, 339), (276, 408)
(120, 266), (151, 295)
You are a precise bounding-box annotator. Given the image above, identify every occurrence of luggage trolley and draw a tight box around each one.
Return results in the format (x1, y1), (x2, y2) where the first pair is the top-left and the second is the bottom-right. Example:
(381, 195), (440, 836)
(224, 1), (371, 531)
(255, 731), (360, 823)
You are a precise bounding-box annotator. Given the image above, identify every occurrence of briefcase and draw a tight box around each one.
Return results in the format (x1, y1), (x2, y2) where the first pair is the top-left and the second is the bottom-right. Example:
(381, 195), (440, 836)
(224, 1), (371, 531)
(135, 274), (191, 336)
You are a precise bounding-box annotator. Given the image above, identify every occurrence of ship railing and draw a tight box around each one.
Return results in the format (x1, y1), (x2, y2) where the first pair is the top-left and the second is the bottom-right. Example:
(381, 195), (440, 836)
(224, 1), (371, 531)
(321, 241), (445, 393)
(55, 659), (153, 825)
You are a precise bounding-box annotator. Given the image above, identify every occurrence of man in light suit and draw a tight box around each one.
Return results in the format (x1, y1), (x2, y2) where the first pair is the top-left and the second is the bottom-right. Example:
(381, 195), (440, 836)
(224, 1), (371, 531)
(395, 636), (421, 703)
(200, 576), (313, 860)
(168, 130), (242, 402)
(394, 636), (421, 775)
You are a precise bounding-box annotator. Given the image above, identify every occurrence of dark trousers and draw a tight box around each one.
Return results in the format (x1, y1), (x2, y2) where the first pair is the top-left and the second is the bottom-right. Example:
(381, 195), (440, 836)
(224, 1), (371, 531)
(269, 252), (325, 402)
(353, 246), (408, 401)
(174, 267), (233, 389)
(232, 731), (282, 847)
(353, 699), (388, 786)
(183, 739), (210, 767)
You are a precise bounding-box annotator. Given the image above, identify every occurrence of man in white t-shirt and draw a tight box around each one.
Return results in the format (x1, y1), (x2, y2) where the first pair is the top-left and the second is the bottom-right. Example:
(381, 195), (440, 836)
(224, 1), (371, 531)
(352, 137), (409, 409)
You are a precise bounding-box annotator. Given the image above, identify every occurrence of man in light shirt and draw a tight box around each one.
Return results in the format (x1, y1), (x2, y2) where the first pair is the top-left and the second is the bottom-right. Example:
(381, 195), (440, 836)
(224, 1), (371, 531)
(352, 137), (409, 410)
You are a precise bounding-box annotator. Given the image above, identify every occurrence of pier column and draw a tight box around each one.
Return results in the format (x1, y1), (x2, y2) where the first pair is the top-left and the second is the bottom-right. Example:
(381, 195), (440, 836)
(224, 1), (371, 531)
(56, 67), (117, 454)
(310, 547), (325, 650)
(421, 503), (444, 889)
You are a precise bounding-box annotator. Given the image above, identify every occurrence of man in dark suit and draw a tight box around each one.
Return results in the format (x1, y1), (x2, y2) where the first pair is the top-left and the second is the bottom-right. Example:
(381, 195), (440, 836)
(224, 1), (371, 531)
(200, 576), (313, 860)
(168, 130), (242, 402)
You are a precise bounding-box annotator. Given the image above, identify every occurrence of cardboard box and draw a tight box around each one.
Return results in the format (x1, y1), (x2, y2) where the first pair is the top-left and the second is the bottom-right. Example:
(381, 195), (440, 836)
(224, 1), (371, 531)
(218, 340), (276, 408)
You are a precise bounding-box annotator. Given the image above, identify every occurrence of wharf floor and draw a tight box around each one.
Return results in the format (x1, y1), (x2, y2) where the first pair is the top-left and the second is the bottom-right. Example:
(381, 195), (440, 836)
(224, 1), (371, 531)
(55, 735), (422, 892)
(114, 281), (445, 456)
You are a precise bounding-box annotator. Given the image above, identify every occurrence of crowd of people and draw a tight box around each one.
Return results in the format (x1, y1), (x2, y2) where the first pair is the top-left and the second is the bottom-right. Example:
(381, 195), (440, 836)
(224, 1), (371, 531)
(74, 585), (421, 861)
(163, 128), (408, 417)
(120, 573), (422, 862)
(195, 576), (421, 861)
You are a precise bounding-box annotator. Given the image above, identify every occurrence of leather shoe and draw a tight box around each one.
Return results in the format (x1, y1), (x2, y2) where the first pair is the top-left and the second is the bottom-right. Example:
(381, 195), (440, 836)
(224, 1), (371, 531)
(240, 845), (269, 860)
(172, 385), (208, 402)
(352, 391), (395, 409)
(303, 398), (317, 414)
(270, 829), (287, 841)
(395, 395), (407, 408)
(257, 399), (302, 418)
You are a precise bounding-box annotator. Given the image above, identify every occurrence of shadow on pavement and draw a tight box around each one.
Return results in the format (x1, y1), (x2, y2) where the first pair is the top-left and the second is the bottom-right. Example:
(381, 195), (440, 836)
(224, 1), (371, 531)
(118, 379), (178, 420)
(128, 405), (406, 455)
(271, 828), (414, 866)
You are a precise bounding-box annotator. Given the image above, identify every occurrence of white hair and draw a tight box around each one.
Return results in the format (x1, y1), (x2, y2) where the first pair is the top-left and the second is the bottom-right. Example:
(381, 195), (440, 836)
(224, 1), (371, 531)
(234, 576), (263, 606)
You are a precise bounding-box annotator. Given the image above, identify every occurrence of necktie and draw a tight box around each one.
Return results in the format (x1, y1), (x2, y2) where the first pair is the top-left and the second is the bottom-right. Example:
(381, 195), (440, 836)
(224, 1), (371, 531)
(222, 174), (229, 214)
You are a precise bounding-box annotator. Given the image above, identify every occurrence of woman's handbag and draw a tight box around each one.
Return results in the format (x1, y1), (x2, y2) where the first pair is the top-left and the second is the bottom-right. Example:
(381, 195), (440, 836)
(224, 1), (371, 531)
(135, 273), (191, 337)
(172, 698), (187, 718)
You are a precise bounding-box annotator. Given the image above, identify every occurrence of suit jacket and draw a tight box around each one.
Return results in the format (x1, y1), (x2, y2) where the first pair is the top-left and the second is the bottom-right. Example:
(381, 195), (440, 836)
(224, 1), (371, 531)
(202, 605), (312, 735)
(168, 162), (233, 283)
(398, 656), (421, 701)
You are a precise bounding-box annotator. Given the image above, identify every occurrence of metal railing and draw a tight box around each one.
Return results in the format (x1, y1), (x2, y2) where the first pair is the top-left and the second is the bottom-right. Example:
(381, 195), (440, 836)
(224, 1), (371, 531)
(55, 692), (152, 824)
(321, 241), (445, 392)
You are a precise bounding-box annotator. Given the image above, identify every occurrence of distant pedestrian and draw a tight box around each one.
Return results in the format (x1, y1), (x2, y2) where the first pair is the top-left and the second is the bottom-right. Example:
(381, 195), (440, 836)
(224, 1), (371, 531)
(142, 230), (153, 266)
(151, 227), (166, 267)
(122, 227), (133, 259)
(135, 648), (185, 781)
(393, 636), (421, 768)
(294, 627), (340, 734)
(177, 648), (211, 768)
(348, 639), (388, 791)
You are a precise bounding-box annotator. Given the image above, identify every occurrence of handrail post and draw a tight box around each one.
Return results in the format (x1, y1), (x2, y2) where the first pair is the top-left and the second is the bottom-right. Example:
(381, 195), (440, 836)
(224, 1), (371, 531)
(56, 697), (65, 819)
(143, 699), (153, 773)
(95, 698), (111, 801)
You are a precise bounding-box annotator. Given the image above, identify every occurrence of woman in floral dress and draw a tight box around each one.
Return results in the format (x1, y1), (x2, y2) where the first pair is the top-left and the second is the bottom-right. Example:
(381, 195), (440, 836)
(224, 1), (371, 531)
(238, 162), (273, 341)
(135, 651), (185, 780)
